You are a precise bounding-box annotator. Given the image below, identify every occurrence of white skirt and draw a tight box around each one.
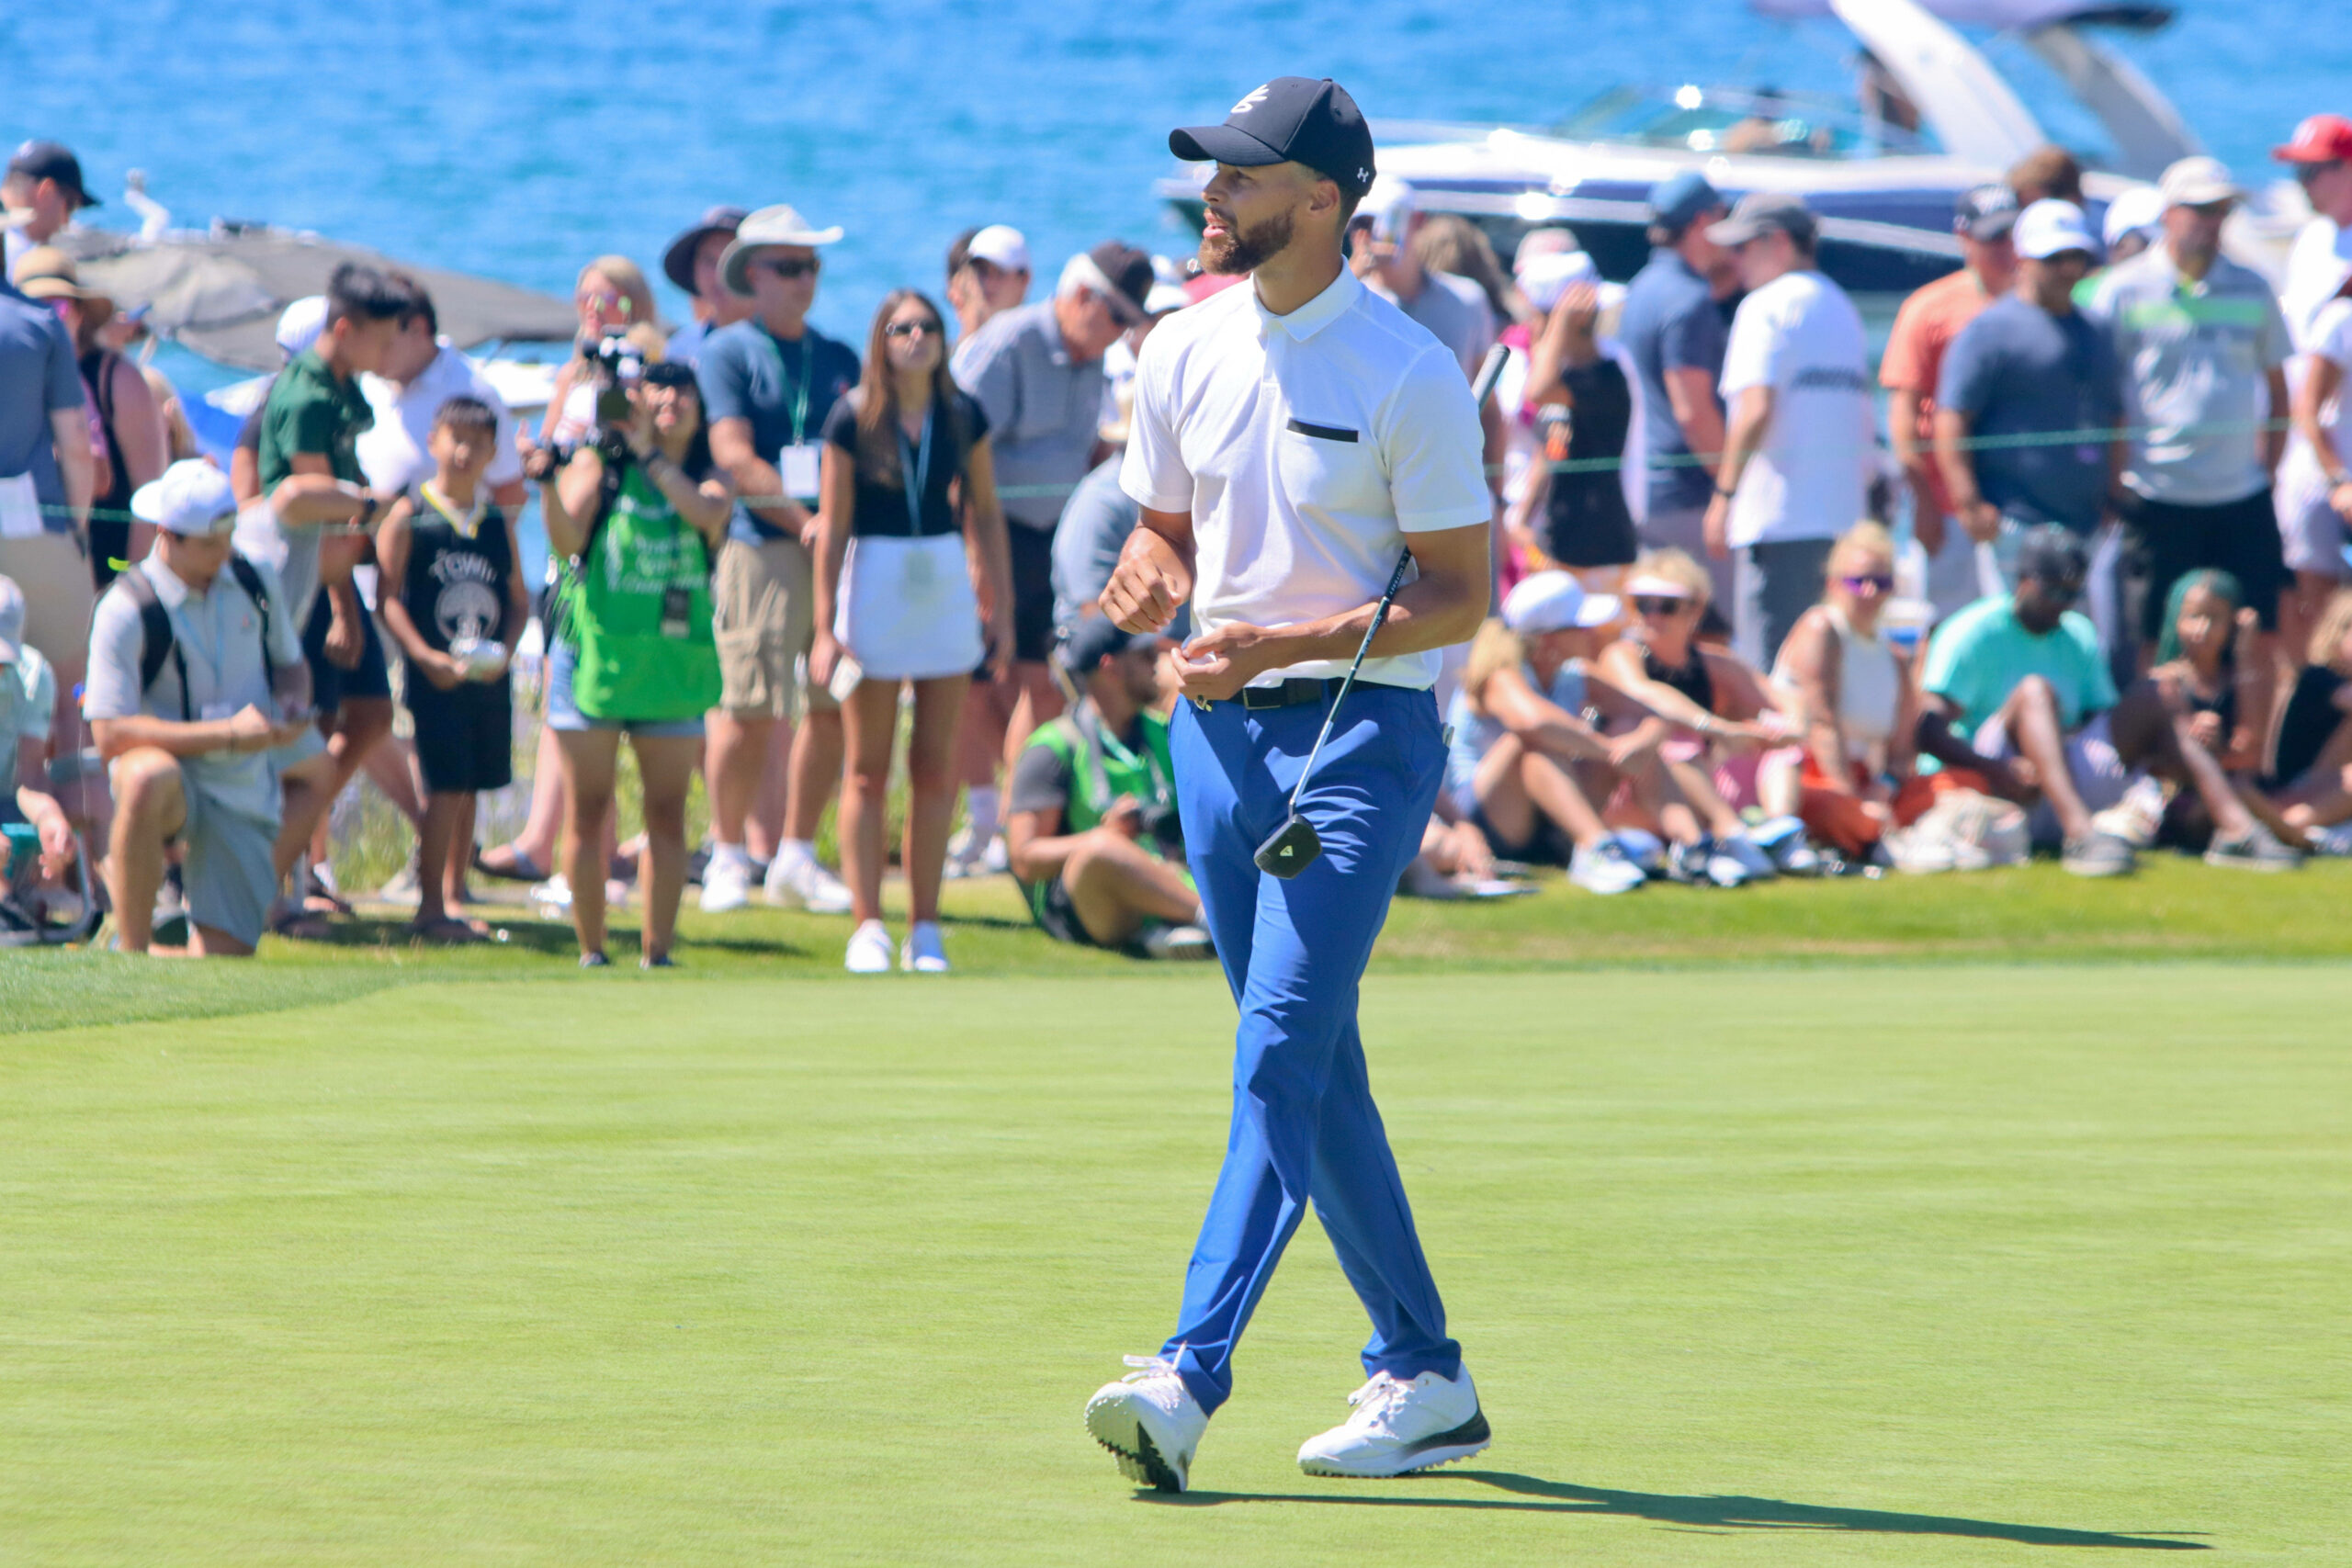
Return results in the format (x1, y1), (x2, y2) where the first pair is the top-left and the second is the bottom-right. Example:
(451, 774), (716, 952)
(837, 532), (984, 682)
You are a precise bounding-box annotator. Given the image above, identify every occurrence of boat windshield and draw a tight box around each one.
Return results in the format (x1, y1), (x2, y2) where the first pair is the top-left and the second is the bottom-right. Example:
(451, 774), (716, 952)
(1549, 84), (1939, 160)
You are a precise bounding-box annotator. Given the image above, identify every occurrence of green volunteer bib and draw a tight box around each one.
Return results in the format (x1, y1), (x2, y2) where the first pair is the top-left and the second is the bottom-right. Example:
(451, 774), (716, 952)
(571, 463), (720, 723)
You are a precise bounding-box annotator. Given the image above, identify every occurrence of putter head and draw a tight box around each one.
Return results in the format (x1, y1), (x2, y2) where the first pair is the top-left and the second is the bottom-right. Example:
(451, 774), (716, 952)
(1254, 814), (1323, 879)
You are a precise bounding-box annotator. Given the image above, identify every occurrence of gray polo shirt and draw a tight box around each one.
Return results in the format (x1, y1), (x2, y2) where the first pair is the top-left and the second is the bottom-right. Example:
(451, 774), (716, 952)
(951, 301), (1104, 532)
(2086, 243), (2291, 506)
(84, 554), (304, 825)
(0, 284), (86, 525)
(1363, 268), (1496, 380)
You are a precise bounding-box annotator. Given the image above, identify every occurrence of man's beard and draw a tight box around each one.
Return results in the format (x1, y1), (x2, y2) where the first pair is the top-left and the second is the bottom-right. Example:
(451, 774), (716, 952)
(1200, 207), (1295, 276)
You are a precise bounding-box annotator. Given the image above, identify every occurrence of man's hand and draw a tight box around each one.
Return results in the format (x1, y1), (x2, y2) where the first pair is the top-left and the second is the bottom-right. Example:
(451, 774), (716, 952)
(225, 704), (307, 754)
(324, 609), (364, 671)
(1102, 532), (1192, 634)
(32, 805), (74, 879)
(1102, 796), (1148, 840)
(1171, 622), (1277, 703)
(1959, 500), (2003, 545)
(1702, 493), (1731, 559)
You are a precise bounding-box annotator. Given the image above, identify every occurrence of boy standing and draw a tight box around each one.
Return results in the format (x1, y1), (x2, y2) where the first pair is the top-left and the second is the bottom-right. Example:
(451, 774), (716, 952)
(375, 398), (526, 942)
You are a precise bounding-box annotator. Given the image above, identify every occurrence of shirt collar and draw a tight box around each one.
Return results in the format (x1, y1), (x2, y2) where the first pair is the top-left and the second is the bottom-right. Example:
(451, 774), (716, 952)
(140, 554), (195, 610)
(1254, 265), (1362, 344)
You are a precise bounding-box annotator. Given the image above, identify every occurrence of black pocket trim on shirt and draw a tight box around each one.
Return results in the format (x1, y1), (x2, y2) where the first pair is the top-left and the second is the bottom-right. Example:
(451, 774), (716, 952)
(1285, 418), (1360, 444)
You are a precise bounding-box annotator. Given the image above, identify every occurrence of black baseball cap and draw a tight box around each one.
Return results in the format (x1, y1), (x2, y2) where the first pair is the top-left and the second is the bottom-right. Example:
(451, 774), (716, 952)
(1087, 241), (1157, 327)
(661, 205), (749, 293)
(1057, 615), (1163, 676)
(1954, 183), (2019, 241)
(2016, 524), (2089, 590)
(6, 141), (96, 209)
(1170, 77), (1377, 198)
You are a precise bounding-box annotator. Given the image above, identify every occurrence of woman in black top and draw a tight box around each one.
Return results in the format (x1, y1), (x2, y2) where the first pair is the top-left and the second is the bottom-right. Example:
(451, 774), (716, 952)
(1521, 267), (1638, 572)
(2263, 587), (2352, 843)
(810, 289), (1012, 975)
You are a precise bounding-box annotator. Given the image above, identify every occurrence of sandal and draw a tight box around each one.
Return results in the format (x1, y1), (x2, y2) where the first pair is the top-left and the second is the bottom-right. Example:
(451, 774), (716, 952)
(408, 915), (489, 946)
(268, 908), (336, 942)
(471, 846), (547, 883)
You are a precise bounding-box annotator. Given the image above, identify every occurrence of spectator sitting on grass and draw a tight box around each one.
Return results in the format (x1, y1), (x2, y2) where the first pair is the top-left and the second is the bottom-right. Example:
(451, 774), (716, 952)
(1760, 521), (1921, 862)
(1598, 548), (1798, 884)
(0, 574), (76, 919)
(2144, 569), (2314, 852)
(1003, 617), (1210, 961)
(2258, 586), (2352, 850)
(1444, 571), (1649, 896)
(84, 462), (315, 954)
(1915, 525), (2299, 876)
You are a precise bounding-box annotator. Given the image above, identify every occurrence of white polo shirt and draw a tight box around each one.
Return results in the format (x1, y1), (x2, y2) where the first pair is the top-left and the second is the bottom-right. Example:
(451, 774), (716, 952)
(1120, 265), (1487, 690)
(357, 340), (525, 498)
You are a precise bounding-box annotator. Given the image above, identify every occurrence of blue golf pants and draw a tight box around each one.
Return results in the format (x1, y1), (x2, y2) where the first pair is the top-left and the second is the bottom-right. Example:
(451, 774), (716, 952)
(1159, 682), (1462, 1414)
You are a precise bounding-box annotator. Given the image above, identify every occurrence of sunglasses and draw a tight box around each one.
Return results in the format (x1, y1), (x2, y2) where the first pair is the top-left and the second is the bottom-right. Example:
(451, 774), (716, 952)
(1632, 594), (1693, 616)
(1839, 573), (1895, 593)
(577, 291), (628, 314)
(759, 257), (820, 280)
(885, 319), (941, 340)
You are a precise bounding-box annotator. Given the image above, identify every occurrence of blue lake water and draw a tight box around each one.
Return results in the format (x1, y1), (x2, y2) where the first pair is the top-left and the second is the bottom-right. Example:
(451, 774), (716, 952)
(11, 0), (2349, 571)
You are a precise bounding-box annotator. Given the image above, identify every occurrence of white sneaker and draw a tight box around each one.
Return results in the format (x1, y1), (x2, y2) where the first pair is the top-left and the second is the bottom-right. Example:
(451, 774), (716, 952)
(1085, 1355), (1209, 1493)
(2091, 773), (2169, 850)
(941, 824), (988, 880)
(844, 919), (893, 974)
(1701, 840), (1752, 887)
(528, 873), (571, 913)
(1296, 1368), (1491, 1479)
(698, 850), (752, 914)
(1722, 833), (1779, 882)
(1568, 838), (1645, 896)
(900, 919), (950, 973)
(766, 849), (854, 914)
(1140, 922), (1216, 960)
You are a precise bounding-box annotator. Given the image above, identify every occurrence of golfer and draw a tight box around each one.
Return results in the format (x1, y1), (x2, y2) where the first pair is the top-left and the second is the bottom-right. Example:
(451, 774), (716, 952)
(1084, 77), (1494, 1492)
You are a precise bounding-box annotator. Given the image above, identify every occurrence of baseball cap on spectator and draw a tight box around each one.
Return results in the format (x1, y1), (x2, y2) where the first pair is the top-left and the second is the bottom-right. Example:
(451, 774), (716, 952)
(719, 204), (845, 297)
(1070, 241), (1156, 327)
(1502, 570), (1621, 634)
(1056, 615), (1162, 676)
(2272, 113), (2352, 164)
(660, 205), (748, 293)
(1705, 191), (1817, 249)
(1360, 175), (1417, 242)
(2013, 199), (2099, 261)
(130, 460), (241, 536)
(1954, 183), (2019, 241)
(1144, 279), (1189, 316)
(6, 141), (97, 209)
(1515, 249), (1600, 314)
(1648, 171), (1723, 237)
(0, 576), (25, 665)
(2015, 524), (2089, 589)
(967, 224), (1031, 274)
(276, 295), (328, 358)
(2101, 185), (2165, 250)
(1170, 76), (1378, 199)
(1513, 226), (1580, 269)
(2158, 155), (2243, 209)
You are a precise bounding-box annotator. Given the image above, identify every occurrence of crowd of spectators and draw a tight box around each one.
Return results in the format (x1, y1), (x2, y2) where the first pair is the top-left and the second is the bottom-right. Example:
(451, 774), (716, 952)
(6, 114), (2352, 959)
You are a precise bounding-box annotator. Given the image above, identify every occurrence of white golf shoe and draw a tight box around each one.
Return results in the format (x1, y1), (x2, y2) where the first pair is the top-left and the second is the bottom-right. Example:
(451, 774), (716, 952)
(1085, 1355), (1208, 1493)
(843, 919), (893, 975)
(765, 847), (854, 914)
(697, 849), (752, 914)
(1296, 1368), (1490, 1478)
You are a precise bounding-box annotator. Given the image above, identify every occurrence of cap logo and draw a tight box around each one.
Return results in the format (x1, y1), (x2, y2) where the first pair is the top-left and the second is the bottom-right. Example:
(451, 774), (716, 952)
(1231, 84), (1271, 116)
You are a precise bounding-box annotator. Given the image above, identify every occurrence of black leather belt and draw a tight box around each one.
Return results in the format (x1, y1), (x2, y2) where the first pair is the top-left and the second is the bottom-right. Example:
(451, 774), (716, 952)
(1233, 677), (1416, 710)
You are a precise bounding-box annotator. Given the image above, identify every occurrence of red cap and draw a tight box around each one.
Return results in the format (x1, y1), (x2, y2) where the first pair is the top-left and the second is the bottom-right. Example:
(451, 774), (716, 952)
(2273, 113), (2352, 164)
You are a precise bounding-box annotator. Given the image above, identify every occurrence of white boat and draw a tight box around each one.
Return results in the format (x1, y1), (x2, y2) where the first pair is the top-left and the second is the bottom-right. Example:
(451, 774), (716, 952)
(1156, 0), (2300, 299)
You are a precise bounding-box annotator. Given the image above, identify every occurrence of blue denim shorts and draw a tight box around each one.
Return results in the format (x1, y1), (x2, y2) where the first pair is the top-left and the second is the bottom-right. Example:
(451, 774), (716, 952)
(544, 639), (707, 739)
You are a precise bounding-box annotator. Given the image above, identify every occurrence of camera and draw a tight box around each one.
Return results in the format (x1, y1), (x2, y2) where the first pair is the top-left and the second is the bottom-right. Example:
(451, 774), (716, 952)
(588, 333), (644, 462)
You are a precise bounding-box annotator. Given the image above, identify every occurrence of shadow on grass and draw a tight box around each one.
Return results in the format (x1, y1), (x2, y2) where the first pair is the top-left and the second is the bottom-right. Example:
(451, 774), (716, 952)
(1148, 1470), (2208, 1550)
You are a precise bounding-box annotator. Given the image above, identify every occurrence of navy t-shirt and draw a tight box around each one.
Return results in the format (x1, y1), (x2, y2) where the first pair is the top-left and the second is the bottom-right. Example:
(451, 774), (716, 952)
(695, 321), (860, 544)
(1938, 296), (2122, 533)
(1617, 248), (1729, 515)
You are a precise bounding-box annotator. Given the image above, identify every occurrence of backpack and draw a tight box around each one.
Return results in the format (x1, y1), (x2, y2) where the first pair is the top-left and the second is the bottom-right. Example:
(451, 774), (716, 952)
(115, 555), (281, 723)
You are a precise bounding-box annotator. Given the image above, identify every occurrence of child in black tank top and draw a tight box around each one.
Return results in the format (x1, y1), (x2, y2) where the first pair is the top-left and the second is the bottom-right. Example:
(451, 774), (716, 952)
(374, 398), (529, 942)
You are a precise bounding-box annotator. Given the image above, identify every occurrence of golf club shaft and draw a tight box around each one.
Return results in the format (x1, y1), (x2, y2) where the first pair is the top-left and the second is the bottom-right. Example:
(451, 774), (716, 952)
(1284, 548), (1415, 815)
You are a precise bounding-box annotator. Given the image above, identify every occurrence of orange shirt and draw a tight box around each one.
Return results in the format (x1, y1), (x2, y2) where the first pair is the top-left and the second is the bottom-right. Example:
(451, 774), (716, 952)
(1879, 268), (1994, 517)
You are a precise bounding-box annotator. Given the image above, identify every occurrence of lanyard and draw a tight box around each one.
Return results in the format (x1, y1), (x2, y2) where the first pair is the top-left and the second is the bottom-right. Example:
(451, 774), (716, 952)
(1071, 701), (1168, 816)
(897, 401), (934, 536)
(774, 330), (814, 445)
(420, 480), (487, 539)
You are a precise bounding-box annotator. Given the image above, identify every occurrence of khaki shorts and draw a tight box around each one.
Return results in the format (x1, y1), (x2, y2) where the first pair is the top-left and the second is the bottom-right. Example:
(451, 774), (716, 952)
(714, 536), (837, 721)
(0, 531), (96, 671)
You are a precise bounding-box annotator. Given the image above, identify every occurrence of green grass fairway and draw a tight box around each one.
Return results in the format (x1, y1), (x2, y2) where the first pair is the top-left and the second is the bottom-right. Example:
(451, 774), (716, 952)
(4, 965), (2345, 1563)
